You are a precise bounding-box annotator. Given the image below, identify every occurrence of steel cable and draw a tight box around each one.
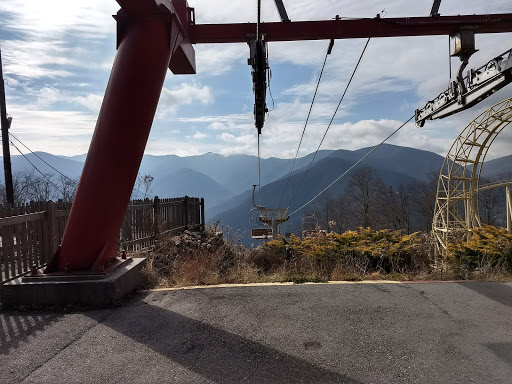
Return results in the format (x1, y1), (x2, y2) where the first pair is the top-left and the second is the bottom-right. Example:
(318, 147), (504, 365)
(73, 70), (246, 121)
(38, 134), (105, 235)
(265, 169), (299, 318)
(288, 114), (414, 217)
(278, 39), (334, 208)
(9, 132), (77, 185)
(10, 140), (66, 196)
(286, 38), (371, 209)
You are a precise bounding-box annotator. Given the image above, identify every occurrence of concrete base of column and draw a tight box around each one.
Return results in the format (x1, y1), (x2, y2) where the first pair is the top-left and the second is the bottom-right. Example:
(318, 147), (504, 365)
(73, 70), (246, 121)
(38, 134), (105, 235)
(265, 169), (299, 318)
(2, 257), (147, 308)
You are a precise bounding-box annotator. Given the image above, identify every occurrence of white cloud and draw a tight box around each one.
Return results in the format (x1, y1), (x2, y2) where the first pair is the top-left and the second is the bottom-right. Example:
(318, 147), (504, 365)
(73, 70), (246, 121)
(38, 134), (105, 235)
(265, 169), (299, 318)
(195, 44), (248, 76)
(7, 105), (96, 155)
(219, 132), (253, 144)
(2, 40), (75, 79)
(145, 138), (217, 157)
(189, 131), (208, 140)
(157, 83), (214, 117)
(0, 0), (117, 81)
(0, 0), (117, 38)
(74, 94), (103, 113)
(3, 76), (20, 88)
(177, 114), (250, 125)
(206, 116), (252, 132)
(219, 144), (255, 156)
(33, 87), (104, 113)
(36, 87), (64, 107)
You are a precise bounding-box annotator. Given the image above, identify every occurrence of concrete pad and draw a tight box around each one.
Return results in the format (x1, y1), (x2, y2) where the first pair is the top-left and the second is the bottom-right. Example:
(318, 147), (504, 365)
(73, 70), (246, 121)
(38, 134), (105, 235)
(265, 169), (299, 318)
(1, 257), (146, 308)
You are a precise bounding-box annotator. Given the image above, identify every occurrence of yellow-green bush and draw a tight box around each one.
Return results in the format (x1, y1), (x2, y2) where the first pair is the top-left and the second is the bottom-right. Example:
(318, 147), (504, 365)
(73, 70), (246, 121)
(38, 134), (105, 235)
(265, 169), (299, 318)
(446, 225), (512, 275)
(263, 228), (431, 279)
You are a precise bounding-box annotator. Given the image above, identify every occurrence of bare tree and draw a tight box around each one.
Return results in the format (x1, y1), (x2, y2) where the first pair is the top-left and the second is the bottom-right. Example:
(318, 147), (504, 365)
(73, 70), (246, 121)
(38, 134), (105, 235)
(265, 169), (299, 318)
(344, 166), (384, 229)
(58, 174), (78, 203)
(408, 172), (438, 232)
(378, 184), (412, 233)
(142, 174), (154, 199)
(131, 174), (154, 200)
(28, 172), (59, 202)
(316, 193), (349, 233)
(316, 194), (334, 231)
(0, 170), (79, 205)
(477, 176), (508, 226)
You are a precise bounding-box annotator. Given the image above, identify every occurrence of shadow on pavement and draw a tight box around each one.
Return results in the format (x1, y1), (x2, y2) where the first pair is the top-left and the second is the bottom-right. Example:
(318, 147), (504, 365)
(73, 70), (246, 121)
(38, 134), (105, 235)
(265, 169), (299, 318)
(459, 281), (512, 309)
(97, 299), (361, 384)
(0, 311), (61, 355)
(485, 342), (512, 367)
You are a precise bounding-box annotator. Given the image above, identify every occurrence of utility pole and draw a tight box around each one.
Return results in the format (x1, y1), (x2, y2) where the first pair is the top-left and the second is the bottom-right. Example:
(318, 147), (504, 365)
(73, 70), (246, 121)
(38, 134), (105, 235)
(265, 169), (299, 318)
(0, 46), (14, 204)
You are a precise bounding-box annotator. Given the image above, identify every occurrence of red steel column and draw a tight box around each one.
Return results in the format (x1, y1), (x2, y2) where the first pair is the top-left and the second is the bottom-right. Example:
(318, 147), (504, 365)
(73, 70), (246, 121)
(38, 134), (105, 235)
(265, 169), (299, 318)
(47, 16), (174, 272)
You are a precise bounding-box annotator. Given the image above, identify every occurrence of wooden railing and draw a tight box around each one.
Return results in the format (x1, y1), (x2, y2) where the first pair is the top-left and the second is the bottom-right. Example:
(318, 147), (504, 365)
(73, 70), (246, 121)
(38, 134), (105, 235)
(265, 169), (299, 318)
(0, 196), (204, 284)
(120, 196), (204, 251)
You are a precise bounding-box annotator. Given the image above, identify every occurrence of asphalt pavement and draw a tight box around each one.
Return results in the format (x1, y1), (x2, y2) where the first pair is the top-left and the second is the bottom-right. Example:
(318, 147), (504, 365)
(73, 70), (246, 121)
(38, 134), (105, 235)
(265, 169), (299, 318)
(1, 281), (512, 383)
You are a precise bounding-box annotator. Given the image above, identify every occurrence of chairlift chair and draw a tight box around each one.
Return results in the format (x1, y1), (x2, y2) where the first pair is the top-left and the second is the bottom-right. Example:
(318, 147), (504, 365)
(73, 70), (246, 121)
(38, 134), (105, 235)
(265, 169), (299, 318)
(249, 185), (289, 239)
(250, 207), (273, 239)
(301, 209), (318, 238)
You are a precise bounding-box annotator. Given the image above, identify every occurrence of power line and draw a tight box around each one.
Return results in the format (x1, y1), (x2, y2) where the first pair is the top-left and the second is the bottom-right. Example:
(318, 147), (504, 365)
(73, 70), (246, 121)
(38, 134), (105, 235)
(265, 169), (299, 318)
(288, 114), (415, 218)
(278, 39), (334, 208)
(286, 37), (371, 209)
(10, 140), (67, 196)
(9, 132), (77, 185)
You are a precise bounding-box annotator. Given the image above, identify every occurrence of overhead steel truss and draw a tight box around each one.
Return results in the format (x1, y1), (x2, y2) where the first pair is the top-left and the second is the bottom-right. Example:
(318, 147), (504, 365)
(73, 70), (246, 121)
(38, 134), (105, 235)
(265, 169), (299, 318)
(433, 98), (512, 253)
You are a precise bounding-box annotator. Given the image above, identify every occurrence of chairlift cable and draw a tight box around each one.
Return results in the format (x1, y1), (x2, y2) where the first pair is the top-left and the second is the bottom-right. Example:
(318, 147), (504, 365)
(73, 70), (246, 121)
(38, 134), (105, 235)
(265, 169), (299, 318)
(288, 114), (414, 218)
(278, 39), (334, 208)
(9, 132), (77, 186)
(286, 37), (371, 209)
(10, 140), (66, 196)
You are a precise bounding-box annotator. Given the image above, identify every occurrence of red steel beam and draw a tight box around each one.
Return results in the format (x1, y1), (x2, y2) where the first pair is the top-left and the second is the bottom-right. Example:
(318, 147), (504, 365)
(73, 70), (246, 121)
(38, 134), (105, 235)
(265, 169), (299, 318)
(46, 0), (195, 272)
(189, 13), (512, 44)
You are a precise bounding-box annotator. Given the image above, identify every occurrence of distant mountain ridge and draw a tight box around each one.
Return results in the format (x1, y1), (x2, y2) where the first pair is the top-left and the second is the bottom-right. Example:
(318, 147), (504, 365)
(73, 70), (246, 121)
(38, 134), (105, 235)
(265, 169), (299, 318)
(0, 149), (334, 210)
(0, 145), (510, 219)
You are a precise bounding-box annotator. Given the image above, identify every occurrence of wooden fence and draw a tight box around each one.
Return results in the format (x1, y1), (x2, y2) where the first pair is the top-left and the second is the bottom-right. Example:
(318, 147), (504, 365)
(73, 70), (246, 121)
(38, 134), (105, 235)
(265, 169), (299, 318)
(0, 196), (204, 284)
(120, 196), (204, 251)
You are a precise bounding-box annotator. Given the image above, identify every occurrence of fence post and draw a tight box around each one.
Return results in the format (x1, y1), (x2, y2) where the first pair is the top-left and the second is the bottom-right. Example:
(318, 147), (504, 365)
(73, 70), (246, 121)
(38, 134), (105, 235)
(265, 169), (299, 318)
(153, 196), (160, 237)
(184, 195), (189, 230)
(200, 197), (205, 231)
(45, 201), (58, 263)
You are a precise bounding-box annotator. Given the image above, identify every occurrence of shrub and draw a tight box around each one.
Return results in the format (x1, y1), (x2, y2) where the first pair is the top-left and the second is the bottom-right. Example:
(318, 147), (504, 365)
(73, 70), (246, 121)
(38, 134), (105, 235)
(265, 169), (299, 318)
(263, 228), (433, 280)
(446, 225), (512, 277)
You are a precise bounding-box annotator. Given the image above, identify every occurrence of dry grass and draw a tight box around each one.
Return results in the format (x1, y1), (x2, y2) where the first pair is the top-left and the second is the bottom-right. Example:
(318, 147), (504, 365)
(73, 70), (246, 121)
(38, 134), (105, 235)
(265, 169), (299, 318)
(140, 225), (512, 289)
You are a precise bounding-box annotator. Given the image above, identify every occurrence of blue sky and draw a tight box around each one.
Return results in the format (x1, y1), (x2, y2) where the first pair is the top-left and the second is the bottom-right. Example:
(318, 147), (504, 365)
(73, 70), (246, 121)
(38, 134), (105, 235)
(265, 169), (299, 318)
(1, 0), (512, 159)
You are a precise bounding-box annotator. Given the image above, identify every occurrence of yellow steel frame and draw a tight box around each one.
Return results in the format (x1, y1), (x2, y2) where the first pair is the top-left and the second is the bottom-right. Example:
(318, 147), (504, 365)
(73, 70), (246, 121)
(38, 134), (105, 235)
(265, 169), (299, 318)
(433, 98), (512, 253)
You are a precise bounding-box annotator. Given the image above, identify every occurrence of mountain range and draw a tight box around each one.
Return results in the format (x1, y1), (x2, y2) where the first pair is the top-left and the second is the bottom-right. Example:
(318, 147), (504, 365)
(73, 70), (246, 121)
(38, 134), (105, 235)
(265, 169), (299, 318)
(1, 144), (510, 243)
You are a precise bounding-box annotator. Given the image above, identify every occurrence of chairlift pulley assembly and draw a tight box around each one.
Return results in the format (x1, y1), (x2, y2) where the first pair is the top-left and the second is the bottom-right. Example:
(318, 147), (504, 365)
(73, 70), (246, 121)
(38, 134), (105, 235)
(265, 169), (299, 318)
(415, 31), (512, 127)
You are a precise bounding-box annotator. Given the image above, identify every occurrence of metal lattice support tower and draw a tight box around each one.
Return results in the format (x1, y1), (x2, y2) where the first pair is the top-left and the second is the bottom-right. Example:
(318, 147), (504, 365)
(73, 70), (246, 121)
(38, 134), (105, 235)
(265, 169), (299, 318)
(433, 98), (512, 253)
